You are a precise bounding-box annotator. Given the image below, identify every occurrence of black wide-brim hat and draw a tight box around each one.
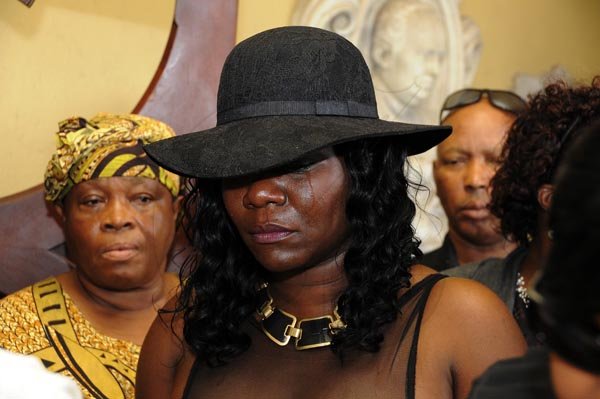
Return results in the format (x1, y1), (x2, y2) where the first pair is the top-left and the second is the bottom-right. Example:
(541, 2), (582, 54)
(145, 26), (451, 179)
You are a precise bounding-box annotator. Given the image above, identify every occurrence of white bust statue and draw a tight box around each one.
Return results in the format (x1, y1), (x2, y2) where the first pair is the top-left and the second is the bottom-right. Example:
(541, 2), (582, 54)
(369, 0), (447, 123)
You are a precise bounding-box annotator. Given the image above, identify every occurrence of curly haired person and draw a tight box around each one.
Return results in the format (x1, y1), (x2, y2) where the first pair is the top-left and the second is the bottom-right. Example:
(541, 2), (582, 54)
(469, 118), (600, 399)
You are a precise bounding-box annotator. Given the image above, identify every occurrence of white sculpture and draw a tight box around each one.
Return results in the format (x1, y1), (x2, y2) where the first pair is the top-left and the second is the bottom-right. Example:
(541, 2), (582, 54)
(292, 0), (482, 252)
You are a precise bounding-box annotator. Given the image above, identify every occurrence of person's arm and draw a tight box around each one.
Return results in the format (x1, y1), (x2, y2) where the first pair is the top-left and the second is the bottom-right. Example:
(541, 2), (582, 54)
(420, 277), (527, 399)
(136, 297), (192, 399)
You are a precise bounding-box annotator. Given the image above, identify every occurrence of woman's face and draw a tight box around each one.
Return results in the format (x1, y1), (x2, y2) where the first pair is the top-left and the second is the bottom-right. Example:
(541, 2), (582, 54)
(57, 176), (180, 291)
(222, 148), (351, 276)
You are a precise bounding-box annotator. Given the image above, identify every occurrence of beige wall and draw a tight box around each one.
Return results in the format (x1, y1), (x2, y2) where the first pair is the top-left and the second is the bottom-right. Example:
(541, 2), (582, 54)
(461, 0), (600, 88)
(236, 0), (600, 88)
(237, 1), (295, 43)
(1, 0), (175, 197)
(2, 0), (598, 197)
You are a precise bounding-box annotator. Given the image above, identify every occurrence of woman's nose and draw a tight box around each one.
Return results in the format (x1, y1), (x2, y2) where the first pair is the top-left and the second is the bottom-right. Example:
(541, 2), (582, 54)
(243, 177), (287, 209)
(101, 199), (134, 231)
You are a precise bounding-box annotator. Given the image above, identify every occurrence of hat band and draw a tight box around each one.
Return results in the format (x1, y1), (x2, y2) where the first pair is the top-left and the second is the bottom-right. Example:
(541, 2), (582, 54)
(217, 100), (378, 125)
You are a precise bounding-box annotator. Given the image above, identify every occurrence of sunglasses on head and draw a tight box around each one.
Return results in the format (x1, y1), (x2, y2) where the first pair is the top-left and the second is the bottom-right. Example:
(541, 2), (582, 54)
(440, 89), (527, 122)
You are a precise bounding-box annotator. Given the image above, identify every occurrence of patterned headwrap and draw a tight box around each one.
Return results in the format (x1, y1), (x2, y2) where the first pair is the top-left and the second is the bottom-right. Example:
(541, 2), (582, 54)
(44, 113), (181, 202)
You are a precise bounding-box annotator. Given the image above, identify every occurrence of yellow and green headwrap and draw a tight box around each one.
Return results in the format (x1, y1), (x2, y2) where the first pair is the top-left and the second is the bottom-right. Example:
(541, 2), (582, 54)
(44, 113), (181, 202)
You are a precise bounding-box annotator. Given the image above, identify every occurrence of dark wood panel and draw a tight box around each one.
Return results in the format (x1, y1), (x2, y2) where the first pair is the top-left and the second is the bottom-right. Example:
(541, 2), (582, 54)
(0, 184), (63, 250)
(0, 185), (65, 297)
(135, 0), (238, 134)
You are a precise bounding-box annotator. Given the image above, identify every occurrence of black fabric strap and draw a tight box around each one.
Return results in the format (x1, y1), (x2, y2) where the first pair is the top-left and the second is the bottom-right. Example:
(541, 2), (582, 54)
(217, 100), (378, 125)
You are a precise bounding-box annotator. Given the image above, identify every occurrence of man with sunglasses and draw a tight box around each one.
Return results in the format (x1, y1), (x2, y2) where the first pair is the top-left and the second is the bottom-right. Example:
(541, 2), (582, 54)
(421, 89), (525, 271)
(446, 78), (600, 348)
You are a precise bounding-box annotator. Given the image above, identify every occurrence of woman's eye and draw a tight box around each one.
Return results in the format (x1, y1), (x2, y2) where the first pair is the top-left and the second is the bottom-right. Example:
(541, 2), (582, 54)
(81, 197), (102, 207)
(290, 164), (313, 173)
(135, 194), (153, 204)
(285, 160), (317, 174)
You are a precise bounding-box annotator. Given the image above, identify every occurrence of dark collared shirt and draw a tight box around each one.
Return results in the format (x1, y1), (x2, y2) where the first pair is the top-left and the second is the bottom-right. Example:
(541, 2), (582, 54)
(420, 235), (458, 271)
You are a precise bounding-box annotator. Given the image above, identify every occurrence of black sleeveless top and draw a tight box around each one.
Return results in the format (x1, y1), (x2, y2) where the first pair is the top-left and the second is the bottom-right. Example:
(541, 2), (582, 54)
(182, 274), (446, 399)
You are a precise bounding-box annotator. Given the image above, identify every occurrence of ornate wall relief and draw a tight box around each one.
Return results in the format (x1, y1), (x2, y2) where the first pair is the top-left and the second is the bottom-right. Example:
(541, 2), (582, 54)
(292, 0), (482, 251)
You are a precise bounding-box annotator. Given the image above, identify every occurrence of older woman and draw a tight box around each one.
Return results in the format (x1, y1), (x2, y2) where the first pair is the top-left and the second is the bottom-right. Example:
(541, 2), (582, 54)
(446, 77), (600, 346)
(137, 27), (524, 399)
(0, 113), (181, 399)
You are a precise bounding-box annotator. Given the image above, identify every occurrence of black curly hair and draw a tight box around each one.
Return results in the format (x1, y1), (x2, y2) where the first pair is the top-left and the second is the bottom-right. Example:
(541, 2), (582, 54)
(538, 119), (600, 318)
(529, 120), (600, 374)
(175, 137), (421, 367)
(490, 76), (600, 247)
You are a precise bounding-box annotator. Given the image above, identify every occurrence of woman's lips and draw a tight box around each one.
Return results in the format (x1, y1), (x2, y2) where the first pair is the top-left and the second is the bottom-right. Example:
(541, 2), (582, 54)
(101, 244), (139, 261)
(250, 225), (294, 244)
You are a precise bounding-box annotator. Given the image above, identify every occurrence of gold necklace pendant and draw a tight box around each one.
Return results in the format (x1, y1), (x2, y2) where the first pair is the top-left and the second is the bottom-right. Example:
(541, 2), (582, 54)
(255, 285), (346, 350)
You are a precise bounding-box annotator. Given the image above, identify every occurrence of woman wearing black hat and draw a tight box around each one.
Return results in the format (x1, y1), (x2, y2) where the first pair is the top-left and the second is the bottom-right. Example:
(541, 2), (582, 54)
(136, 27), (525, 399)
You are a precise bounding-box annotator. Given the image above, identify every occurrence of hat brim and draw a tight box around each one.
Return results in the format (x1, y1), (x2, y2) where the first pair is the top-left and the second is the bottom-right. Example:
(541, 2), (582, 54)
(144, 115), (451, 179)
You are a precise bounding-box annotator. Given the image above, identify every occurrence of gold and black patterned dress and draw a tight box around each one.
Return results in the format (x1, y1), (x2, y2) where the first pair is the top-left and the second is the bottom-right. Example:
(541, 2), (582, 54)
(0, 277), (139, 399)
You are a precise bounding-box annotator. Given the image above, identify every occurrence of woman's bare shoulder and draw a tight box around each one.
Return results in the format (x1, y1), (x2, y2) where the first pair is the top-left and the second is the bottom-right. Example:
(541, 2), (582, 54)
(415, 271), (527, 399)
(410, 263), (513, 319)
(422, 272), (520, 335)
(136, 295), (195, 399)
(431, 275), (512, 316)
